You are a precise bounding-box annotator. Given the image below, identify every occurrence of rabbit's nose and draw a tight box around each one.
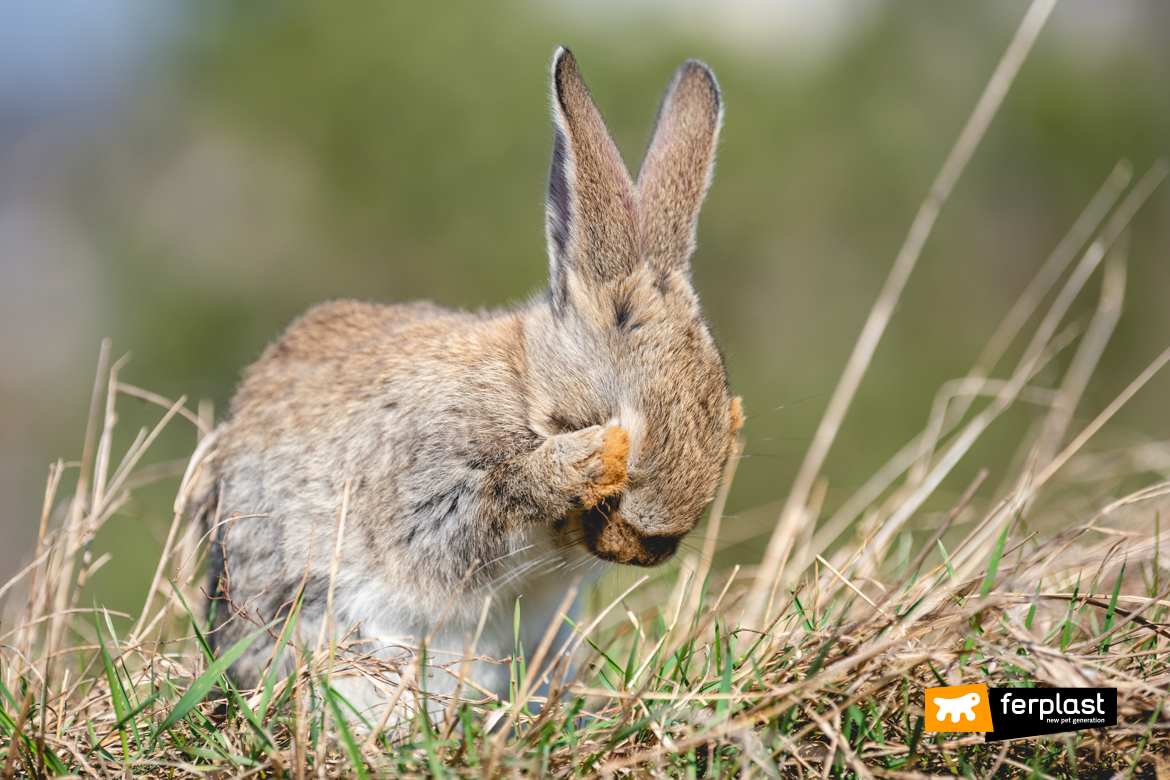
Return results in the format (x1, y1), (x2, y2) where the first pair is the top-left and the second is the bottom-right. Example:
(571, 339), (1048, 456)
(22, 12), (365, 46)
(580, 498), (680, 567)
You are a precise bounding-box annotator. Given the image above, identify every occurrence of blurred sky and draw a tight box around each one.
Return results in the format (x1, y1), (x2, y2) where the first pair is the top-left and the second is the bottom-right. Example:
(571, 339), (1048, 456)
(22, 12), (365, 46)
(1, 0), (1168, 611)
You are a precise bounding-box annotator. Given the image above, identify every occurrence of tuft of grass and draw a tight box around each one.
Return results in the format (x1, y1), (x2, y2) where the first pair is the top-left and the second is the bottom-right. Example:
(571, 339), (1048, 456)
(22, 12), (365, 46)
(4, 2), (1170, 778)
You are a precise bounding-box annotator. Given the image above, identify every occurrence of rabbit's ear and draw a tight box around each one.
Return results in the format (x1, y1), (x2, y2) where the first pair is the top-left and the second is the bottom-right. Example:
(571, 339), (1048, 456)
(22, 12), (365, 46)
(636, 60), (722, 274)
(546, 48), (637, 312)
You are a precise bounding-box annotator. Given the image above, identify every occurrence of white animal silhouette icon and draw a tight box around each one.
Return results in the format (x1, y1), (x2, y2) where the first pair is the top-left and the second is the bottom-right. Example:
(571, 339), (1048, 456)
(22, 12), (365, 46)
(934, 692), (981, 723)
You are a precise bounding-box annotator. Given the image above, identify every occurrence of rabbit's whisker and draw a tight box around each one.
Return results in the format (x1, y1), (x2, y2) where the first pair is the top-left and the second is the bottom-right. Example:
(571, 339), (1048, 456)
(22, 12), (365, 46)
(486, 546), (568, 594)
(742, 391), (829, 422)
(480, 541), (542, 569)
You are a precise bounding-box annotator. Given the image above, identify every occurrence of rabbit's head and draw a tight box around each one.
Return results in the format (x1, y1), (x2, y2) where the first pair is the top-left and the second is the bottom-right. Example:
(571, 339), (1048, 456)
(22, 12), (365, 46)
(526, 49), (742, 567)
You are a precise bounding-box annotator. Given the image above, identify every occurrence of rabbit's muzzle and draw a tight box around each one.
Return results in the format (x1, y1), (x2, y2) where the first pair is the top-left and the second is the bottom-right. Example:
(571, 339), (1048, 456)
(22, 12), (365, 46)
(580, 497), (680, 567)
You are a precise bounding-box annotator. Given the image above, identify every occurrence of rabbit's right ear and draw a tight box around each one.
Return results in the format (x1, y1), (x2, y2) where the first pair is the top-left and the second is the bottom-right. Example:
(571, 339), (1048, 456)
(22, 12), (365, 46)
(545, 48), (637, 315)
(636, 60), (722, 275)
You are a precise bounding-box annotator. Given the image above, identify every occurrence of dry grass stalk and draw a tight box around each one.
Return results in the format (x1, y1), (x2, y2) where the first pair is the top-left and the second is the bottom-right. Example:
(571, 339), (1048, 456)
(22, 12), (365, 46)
(747, 0), (1060, 627)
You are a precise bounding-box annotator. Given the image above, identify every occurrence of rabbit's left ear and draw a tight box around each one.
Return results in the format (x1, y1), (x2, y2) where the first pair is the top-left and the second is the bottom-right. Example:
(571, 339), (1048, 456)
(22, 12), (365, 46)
(546, 48), (637, 313)
(636, 60), (722, 274)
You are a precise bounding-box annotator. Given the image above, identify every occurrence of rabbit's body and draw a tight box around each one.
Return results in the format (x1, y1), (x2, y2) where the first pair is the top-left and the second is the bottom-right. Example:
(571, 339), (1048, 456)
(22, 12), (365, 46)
(202, 49), (741, 716)
(206, 298), (597, 697)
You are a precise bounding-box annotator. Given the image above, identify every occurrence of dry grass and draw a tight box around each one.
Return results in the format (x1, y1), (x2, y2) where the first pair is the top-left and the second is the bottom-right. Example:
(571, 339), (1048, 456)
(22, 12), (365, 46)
(4, 1), (1170, 777)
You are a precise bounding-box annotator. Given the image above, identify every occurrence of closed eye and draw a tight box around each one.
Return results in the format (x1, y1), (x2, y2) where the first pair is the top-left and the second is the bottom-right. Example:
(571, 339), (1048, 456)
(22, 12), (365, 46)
(546, 412), (602, 434)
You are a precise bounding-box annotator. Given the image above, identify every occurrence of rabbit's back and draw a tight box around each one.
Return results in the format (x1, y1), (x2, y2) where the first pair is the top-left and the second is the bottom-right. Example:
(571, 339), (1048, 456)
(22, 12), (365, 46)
(228, 298), (486, 429)
(222, 297), (528, 471)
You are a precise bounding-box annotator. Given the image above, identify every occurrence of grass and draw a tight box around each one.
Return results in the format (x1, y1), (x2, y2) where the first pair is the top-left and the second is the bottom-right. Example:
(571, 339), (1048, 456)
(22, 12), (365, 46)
(4, 2), (1170, 777)
(4, 358), (1170, 780)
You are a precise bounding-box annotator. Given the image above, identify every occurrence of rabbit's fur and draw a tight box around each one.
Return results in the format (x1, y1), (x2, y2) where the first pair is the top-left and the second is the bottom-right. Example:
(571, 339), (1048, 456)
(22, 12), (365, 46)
(200, 48), (742, 715)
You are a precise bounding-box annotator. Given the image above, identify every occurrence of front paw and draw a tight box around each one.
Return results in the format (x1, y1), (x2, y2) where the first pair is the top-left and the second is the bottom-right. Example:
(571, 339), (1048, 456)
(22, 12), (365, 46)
(556, 426), (630, 508)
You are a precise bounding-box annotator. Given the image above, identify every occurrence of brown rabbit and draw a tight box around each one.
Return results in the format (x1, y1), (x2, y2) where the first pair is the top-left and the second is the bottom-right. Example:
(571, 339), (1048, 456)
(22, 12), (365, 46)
(197, 48), (742, 716)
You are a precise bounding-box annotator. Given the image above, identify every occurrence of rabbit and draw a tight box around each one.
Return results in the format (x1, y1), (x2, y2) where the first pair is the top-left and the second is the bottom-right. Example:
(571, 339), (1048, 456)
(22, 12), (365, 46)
(195, 47), (743, 718)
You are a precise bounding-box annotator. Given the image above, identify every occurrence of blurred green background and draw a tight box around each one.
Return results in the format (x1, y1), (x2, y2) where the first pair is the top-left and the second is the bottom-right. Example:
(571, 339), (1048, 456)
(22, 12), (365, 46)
(2, 0), (1168, 616)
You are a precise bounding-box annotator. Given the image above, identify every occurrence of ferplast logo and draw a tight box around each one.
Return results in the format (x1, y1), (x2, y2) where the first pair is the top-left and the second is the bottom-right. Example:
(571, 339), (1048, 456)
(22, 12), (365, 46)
(984, 688), (1117, 742)
(925, 684), (994, 733)
(924, 685), (1117, 741)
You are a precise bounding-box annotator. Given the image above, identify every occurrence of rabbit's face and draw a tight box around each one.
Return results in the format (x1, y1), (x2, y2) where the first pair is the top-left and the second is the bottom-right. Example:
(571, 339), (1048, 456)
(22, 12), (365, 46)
(531, 262), (742, 566)
(578, 278), (742, 567)
(531, 50), (739, 567)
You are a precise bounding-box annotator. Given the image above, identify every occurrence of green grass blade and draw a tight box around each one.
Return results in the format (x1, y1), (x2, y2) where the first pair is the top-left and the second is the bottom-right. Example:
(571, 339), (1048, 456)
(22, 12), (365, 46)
(93, 692), (161, 757)
(260, 594), (303, 717)
(1100, 558), (1126, 653)
(93, 606), (132, 763)
(907, 715), (925, 757)
(623, 628), (641, 686)
(791, 592), (815, 633)
(1060, 573), (1082, 652)
(326, 688), (371, 780)
(980, 518), (1012, 599)
(1025, 577), (1041, 631)
(154, 620), (274, 737)
(937, 540), (958, 585)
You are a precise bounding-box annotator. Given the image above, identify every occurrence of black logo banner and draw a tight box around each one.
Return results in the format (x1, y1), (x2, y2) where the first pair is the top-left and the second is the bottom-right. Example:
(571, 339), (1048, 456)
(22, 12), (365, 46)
(984, 688), (1117, 742)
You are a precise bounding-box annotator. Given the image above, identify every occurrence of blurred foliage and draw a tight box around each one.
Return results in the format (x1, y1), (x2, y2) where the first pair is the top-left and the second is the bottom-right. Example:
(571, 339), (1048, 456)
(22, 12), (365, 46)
(12, 0), (1170, 613)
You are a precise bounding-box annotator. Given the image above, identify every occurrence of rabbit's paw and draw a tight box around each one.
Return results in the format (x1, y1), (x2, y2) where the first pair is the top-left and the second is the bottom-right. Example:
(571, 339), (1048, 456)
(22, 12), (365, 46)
(562, 425), (630, 508)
